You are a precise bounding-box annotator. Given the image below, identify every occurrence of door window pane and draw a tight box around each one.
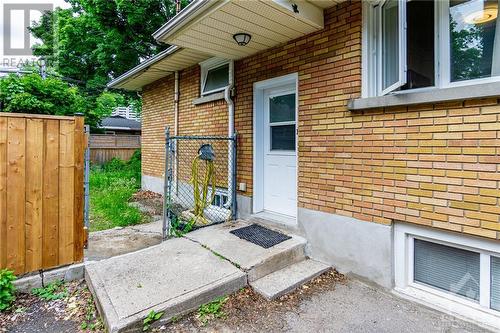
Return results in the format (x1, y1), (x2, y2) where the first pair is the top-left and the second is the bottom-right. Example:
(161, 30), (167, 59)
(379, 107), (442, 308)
(450, 0), (500, 82)
(203, 64), (229, 93)
(414, 239), (481, 301)
(382, 0), (400, 90)
(269, 94), (295, 123)
(492, 256), (500, 311)
(271, 125), (295, 151)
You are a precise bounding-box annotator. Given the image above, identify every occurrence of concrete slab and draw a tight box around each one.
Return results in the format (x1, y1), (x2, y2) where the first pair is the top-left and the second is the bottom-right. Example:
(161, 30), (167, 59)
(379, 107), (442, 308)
(185, 221), (307, 281)
(85, 220), (162, 261)
(250, 259), (330, 300)
(85, 237), (246, 333)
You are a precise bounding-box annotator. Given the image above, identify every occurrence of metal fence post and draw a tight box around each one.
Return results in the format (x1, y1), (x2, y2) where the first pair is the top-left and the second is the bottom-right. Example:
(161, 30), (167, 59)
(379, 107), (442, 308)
(162, 127), (171, 240)
(83, 125), (90, 247)
(231, 133), (238, 221)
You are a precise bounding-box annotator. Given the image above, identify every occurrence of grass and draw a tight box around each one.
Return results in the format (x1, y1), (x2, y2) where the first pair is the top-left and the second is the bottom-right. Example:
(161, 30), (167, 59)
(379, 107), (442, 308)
(89, 150), (143, 231)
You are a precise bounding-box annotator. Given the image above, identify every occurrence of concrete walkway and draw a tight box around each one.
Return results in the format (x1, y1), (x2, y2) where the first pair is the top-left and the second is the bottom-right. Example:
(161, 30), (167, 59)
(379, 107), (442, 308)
(86, 237), (247, 332)
(85, 221), (310, 332)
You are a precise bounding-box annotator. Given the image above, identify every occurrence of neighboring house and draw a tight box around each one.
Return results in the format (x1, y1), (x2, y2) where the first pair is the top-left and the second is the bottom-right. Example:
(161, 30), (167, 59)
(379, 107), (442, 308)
(100, 115), (142, 135)
(109, 0), (500, 327)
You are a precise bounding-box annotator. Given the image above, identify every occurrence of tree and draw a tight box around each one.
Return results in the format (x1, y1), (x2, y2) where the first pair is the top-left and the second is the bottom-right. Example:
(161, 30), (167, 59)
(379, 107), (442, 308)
(30, 0), (187, 89)
(0, 74), (123, 128)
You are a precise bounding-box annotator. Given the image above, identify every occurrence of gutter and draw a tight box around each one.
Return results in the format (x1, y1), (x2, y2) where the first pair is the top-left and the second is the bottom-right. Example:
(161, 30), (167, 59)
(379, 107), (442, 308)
(107, 45), (179, 89)
(152, 0), (214, 41)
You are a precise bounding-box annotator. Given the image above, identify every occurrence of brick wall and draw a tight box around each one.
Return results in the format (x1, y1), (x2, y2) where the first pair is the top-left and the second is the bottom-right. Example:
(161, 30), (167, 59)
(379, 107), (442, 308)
(142, 75), (174, 178)
(141, 0), (500, 240)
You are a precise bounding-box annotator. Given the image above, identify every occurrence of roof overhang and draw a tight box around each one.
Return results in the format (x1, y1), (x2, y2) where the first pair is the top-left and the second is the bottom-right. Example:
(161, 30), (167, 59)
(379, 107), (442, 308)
(108, 46), (210, 91)
(153, 0), (341, 60)
(109, 0), (343, 91)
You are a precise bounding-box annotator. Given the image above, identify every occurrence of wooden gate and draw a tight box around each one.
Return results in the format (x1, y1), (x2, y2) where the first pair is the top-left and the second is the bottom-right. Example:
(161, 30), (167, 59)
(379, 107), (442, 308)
(0, 113), (85, 275)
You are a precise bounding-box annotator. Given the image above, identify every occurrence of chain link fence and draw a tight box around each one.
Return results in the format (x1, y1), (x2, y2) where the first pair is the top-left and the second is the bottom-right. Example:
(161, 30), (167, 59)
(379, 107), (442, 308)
(163, 128), (237, 239)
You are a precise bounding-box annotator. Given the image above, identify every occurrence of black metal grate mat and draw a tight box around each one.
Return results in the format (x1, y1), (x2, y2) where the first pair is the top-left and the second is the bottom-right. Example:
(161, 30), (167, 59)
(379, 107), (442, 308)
(230, 224), (291, 249)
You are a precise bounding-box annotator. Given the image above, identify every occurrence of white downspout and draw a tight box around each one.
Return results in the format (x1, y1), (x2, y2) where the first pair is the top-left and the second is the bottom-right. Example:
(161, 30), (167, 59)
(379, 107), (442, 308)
(174, 71), (180, 194)
(224, 60), (235, 215)
(174, 71), (179, 135)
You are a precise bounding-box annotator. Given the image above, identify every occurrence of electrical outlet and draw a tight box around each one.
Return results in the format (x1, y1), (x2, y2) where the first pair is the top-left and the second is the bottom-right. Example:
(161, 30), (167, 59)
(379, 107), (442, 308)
(238, 182), (246, 192)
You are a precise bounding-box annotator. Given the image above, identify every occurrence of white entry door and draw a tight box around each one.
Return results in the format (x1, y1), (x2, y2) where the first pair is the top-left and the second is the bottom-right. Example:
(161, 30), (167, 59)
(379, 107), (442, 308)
(262, 87), (297, 217)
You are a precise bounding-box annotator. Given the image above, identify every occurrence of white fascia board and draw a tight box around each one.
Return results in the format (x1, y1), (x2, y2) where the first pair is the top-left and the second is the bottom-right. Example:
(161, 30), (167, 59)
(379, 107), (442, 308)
(107, 46), (179, 89)
(152, 0), (216, 42)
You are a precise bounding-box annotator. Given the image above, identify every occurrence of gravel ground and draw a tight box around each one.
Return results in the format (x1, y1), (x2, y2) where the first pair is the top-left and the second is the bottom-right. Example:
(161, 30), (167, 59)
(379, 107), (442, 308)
(162, 270), (491, 333)
(0, 280), (103, 333)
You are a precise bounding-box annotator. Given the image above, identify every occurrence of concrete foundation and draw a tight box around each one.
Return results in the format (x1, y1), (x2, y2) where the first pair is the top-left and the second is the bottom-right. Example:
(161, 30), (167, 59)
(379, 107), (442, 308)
(14, 263), (86, 293)
(142, 174), (164, 194)
(298, 208), (393, 289)
(236, 194), (252, 219)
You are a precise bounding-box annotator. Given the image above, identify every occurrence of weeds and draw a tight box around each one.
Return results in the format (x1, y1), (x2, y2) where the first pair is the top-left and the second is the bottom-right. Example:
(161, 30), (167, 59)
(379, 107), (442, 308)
(32, 280), (68, 301)
(169, 215), (194, 237)
(143, 310), (164, 331)
(80, 295), (104, 331)
(197, 296), (228, 325)
(90, 150), (143, 231)
(0, 269), (16, 311)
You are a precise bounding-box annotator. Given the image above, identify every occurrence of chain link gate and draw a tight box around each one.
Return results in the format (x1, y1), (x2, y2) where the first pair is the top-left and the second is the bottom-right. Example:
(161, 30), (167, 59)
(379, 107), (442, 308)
(162, 128), (237, 239)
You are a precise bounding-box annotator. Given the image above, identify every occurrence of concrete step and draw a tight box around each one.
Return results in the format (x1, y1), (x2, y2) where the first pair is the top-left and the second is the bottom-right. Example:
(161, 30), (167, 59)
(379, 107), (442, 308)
(250, 259), (330, 300)
(85, 237), (246, 333)
(185, 220), (307, 281)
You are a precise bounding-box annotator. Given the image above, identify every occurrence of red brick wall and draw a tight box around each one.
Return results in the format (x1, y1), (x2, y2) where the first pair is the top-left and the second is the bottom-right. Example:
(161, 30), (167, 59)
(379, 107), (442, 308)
(141, 0), (500, 240)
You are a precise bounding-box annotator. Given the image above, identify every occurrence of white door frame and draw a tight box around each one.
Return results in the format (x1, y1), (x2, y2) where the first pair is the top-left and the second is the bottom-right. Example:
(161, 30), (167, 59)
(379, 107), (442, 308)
(253, 73), (298, 217)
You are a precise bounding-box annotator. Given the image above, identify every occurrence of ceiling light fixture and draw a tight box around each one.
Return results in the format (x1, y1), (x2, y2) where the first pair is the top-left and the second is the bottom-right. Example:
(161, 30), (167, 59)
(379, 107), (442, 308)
(233, 33), (251, 46)
(464, 3), (498, 24)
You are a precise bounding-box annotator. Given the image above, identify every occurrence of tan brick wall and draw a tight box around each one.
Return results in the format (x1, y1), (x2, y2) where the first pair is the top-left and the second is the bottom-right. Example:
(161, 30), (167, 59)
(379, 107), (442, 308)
(141, 63), (229, 182)
(142, 75), (174, 178)
(141, 0), (500, 240)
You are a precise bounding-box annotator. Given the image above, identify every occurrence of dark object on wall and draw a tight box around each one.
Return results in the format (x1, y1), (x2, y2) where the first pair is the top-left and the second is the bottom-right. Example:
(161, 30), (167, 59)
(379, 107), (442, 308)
(198, 143), (215, 161)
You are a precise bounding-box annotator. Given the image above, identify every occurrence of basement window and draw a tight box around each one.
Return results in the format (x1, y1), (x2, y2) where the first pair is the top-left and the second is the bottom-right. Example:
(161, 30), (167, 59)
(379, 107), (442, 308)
(395, 223), (500, 326)
(212, 189), (228, 208)
(200, 58), (230, 96)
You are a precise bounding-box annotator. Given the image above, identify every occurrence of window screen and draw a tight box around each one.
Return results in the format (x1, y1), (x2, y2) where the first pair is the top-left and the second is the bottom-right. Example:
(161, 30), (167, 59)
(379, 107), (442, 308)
(492, 256), (500, 311)
(203, 64), (229, 94)
(271, 125), (295, 151)
(269, 94), (295, 122)
(414, 239), (481, 301)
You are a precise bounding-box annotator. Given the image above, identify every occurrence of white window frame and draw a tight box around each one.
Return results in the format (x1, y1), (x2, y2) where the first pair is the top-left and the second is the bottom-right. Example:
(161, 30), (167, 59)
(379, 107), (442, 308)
(265, 88), (297, 155)
(363, 0), (500, 98)
(378, 0), (407, 95)
(394, 223), (500, 330)
(200, 58), (230, 96)
(212, 188), (229, 208)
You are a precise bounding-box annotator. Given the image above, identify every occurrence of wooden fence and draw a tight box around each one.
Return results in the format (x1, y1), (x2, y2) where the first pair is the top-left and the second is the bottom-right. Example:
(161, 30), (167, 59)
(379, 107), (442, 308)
(89, 134), (141, 164)
(0, 113), (85, 275)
